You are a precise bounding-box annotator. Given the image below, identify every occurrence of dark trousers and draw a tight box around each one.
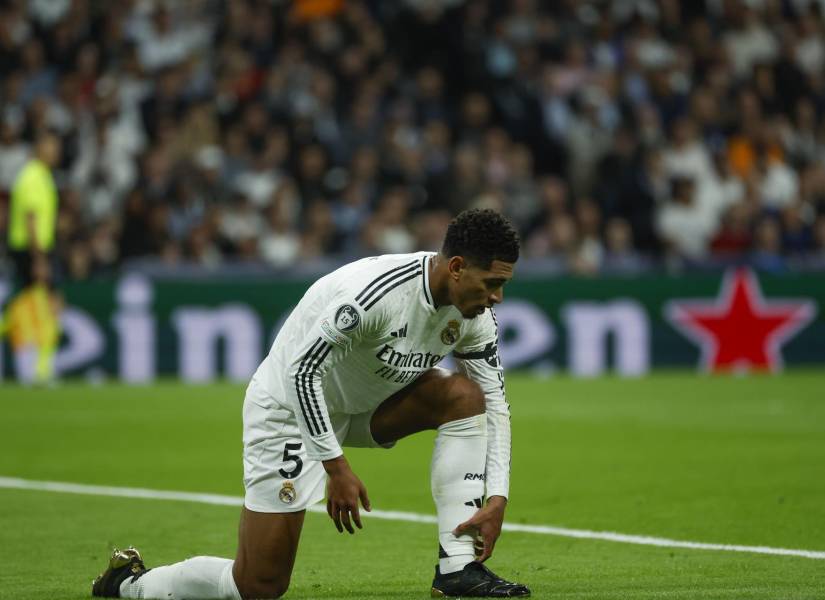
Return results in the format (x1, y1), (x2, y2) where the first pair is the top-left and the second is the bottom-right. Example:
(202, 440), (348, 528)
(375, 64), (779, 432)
(8, 249), (59, 288)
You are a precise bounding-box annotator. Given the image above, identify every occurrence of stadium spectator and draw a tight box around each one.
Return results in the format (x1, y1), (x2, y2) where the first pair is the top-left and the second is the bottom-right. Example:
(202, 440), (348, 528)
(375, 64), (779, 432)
(259, 185), (301, 268)
(750, 216), (786, 272)
(656, 176), (716, 261)
(603, 216), (649, 272)
(752, 144), (800, 210)
(0, 0), (824, 280)
(0, 116), (29, 193)
(711, 203), (753, 257)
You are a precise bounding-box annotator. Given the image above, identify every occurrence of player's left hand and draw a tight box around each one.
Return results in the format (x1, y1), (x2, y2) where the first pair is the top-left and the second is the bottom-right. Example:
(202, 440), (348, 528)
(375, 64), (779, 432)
(453, 495), (507, 562)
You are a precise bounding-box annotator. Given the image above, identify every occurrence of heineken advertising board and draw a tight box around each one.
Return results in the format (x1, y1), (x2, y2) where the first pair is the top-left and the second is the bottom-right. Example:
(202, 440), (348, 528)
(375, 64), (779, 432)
(0, 268), (822, 382)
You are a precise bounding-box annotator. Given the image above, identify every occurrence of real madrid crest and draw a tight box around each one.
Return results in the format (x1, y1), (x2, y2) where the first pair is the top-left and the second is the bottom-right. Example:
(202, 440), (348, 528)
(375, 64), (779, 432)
(279, 481), (297, 505)
(440, 319), (460, 345)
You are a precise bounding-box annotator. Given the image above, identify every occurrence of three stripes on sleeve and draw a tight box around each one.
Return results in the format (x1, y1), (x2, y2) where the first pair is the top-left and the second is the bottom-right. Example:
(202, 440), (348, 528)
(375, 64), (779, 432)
(294, 337), (332, 436)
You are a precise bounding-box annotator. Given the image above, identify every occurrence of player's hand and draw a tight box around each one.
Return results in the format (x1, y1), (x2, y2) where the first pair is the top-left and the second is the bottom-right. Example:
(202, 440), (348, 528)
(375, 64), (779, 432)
(453, 495), (507, 562)
(323, 455), (371, 534)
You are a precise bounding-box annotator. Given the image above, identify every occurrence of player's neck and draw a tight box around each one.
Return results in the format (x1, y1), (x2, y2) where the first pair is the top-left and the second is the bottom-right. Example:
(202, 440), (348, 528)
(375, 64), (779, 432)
(428, 254), (452, 309)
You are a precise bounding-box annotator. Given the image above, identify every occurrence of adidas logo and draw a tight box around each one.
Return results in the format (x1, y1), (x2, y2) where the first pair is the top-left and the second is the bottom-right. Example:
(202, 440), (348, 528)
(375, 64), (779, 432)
(390, 323), (408, 338)
(464, 497), (483, 508)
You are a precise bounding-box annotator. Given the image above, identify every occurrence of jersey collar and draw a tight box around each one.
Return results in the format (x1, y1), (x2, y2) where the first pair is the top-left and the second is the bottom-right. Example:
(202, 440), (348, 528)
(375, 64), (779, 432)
(421, 253), (437, 313)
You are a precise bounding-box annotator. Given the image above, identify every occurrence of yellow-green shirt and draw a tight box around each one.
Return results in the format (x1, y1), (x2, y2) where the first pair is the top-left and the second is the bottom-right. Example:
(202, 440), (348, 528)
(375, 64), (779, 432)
(8, 158), (58, 251)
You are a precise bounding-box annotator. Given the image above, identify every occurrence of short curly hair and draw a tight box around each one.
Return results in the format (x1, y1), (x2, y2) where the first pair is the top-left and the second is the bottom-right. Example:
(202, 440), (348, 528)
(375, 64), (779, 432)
(441, 209), (520, 268)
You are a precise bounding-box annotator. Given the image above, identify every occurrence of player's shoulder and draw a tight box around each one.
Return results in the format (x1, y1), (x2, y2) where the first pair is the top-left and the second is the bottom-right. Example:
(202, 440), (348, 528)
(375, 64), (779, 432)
(312, 253), (430, 345)
(13, 160), (38, 186)
(343, 252), (430, 280)
(330, 252), (431, 307)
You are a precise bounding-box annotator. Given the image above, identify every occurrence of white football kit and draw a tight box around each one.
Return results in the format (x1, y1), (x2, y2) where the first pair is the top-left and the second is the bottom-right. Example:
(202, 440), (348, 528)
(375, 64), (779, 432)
(243, 251), (511, 512)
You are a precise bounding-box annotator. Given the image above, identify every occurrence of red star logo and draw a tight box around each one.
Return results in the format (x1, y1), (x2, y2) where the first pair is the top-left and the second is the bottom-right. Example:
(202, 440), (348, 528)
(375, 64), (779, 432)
(665, 269), (816, 372)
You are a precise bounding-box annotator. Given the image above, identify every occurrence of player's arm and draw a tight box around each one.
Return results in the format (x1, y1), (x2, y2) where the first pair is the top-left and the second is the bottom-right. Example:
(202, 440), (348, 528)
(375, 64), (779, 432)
(451, 308), (511, 560)
(283, 297), (384, 534)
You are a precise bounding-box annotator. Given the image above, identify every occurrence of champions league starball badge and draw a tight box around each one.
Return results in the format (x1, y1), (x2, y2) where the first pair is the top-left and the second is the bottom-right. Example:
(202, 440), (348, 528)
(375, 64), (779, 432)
(334, 304), (360, 332)
(279, 481), (297, 505)
(440, 320), (460, 345)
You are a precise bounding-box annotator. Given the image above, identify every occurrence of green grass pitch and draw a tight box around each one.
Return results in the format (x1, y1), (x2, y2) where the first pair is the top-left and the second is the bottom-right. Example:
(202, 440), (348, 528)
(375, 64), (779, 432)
(1, 372), (824, 599)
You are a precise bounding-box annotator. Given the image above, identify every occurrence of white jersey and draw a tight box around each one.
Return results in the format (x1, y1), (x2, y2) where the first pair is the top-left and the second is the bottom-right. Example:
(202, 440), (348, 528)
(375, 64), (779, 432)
(254, 251), (512, 498)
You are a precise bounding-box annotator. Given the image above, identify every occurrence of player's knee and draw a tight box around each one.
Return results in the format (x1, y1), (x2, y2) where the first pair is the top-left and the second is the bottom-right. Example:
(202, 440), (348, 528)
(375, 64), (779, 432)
(237, 575), (291, 599)
(441, 375), (485, 423)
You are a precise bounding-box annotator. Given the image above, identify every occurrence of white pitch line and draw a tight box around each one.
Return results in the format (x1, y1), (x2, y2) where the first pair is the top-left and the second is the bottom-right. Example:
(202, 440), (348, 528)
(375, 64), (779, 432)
(2, 476), (824, 560)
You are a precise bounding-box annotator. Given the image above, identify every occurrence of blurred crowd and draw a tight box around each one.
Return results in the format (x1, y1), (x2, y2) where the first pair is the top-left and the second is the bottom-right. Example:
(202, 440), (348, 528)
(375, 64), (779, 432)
(2, 0), (825, 280)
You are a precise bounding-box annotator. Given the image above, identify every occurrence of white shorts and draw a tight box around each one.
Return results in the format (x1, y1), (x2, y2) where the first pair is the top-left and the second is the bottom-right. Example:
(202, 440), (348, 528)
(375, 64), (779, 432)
(242, 376), (394, 513)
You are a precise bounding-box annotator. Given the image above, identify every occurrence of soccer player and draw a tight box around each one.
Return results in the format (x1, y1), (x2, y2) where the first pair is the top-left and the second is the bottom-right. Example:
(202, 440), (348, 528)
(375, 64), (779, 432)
(93, 209), (530, 598)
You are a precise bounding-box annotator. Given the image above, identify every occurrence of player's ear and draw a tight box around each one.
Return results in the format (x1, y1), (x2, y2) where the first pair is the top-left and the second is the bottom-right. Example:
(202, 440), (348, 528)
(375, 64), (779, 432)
(447, 256), (465, 280)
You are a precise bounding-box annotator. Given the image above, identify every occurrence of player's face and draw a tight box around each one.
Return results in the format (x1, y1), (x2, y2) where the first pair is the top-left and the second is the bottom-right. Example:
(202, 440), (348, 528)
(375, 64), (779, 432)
(450, 258), (514, 319)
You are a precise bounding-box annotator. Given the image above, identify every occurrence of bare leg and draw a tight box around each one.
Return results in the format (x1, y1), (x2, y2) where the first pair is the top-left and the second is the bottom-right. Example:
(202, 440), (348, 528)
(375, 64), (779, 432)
(233, 507), (306, 599)
(370, 368), (484, 444)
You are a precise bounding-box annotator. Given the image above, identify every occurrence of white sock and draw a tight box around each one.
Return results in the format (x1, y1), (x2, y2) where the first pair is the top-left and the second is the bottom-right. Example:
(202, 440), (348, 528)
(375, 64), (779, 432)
(119, 556), (241, 600)
(430, 414), (487, 575)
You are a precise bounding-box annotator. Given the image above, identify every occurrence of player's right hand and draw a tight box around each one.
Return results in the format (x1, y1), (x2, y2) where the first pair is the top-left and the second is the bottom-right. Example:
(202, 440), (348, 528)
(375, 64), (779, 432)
(323, 455), (371, 534)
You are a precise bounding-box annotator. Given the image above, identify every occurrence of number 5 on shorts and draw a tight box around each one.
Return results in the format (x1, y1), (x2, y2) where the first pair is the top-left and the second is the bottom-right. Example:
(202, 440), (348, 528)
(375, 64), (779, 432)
(278, 442), (303, 478)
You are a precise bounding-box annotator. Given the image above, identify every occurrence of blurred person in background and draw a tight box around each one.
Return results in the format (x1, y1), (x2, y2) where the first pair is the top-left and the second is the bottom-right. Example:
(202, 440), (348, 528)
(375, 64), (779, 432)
(0, 0), (823, 278)
(7, 132), (60, 286)
(259, 184), (301, 268)
(711, 202), (754, 258)
(218, 193), (266, 260)
(1, 248), (61, 384)
(750, 215), (786, 272)
(0, 116), (29, 191)
(602, 217), (649, 272)
(751, 143), (799, 210)
(615, 147), (668, 254)
(656, 176), (716, 263)
(780, 203), (814, 255)
(364, 187), (416, 255)
(571, 198), (604, 275)
(3, 131), (62, 384)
